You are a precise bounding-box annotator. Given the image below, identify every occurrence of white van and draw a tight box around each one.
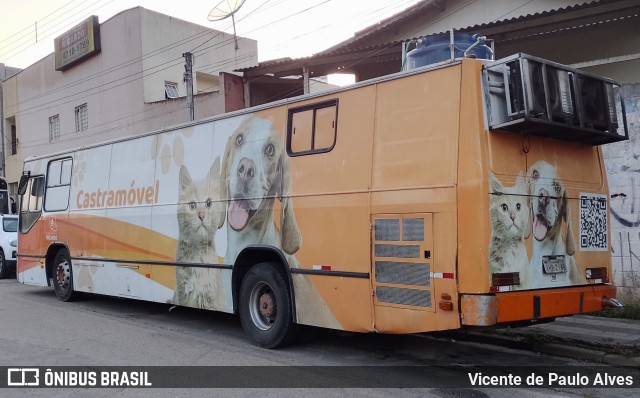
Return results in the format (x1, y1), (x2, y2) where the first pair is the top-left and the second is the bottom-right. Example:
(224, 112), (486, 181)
(0, 214), (18, 279)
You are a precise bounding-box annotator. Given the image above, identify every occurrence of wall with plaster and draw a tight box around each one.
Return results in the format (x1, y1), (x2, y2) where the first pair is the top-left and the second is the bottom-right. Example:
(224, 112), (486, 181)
(602, 83), (640, 292)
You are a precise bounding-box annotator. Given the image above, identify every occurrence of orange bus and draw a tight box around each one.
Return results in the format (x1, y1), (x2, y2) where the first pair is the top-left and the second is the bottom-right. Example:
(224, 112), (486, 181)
(17, 52), (628, 348)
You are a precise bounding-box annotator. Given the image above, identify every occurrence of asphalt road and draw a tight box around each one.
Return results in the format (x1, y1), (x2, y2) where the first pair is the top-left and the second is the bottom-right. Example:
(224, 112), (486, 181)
(0, 278), (637, 397)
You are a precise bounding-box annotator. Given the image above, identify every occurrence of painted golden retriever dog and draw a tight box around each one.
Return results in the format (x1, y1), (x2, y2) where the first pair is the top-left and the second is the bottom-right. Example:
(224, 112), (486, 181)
(220, 115), (340, 329)
(528, 160), (586, 287)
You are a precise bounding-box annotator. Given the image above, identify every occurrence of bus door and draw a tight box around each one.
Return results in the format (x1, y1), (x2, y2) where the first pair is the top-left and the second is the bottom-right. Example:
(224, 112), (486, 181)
(17, 174), (46, 285)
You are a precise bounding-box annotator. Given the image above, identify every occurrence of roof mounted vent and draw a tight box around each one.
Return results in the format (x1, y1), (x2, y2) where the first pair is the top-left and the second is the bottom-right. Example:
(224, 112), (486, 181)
(483, 53), (628, 145)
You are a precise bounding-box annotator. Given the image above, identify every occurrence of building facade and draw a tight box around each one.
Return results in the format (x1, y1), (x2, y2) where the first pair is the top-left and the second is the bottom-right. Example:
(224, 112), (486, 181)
(0, 63), (21, 180)
(2, 7), (256, 195)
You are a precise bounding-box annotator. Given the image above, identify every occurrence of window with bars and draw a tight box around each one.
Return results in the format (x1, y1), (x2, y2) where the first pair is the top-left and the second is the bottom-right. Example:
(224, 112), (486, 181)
(49, 115), (60, 142)
(165, 82), (179, 99)
(75, 103), (88, 133)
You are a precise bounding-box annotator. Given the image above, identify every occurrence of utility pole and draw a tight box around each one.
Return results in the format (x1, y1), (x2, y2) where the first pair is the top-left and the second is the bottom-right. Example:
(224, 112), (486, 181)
(183, 52), (194, 121)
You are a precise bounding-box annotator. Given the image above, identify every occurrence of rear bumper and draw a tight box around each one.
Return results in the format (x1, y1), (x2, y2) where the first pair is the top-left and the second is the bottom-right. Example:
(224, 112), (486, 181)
(461, 284), (617, 326)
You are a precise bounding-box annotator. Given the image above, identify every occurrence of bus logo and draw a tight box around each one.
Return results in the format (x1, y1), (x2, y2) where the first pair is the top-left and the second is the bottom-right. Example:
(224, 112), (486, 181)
(7, 368), (40, 386)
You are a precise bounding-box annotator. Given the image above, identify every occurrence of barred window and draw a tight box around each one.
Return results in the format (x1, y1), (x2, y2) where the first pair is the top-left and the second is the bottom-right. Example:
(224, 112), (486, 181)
(49, 115), (60, 142)
(75, 103), (88, 133)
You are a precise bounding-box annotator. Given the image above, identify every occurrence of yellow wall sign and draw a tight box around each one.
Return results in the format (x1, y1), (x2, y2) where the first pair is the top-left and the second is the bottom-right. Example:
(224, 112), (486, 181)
(54, 16), (101, 71)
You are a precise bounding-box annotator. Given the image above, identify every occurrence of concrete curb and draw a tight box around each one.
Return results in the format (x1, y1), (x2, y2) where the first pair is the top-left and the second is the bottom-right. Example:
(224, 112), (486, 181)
(531, 342), (640, 367)
(448, 332), (640, 367)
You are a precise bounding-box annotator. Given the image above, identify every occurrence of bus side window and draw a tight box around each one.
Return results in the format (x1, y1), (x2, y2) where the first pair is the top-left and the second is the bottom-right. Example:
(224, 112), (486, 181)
(20, 176), (45, 233)
(287, 99), (338, 156)
(45, 158), (73, 211)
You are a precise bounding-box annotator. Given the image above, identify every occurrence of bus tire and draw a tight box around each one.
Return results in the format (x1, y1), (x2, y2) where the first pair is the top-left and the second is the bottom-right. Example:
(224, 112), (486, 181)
(53, 250), (77, 302)
(239, 262), (298, 348)
(0, 250), (8, 279)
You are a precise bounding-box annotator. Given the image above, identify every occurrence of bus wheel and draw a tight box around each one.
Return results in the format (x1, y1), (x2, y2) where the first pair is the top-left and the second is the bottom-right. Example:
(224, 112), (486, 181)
(0, 250), (8, 279)
(53, 250), (77, 302)
(239, 263), (298, 348)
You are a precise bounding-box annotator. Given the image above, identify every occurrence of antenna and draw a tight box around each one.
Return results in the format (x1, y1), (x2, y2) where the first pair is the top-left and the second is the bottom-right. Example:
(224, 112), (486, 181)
(208, 0), (246, 50)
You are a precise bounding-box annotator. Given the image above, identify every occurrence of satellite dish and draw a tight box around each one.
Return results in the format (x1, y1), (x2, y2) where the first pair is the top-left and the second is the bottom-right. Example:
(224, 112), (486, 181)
(208, 0), (246, 49)
(208, 0), (246, 21)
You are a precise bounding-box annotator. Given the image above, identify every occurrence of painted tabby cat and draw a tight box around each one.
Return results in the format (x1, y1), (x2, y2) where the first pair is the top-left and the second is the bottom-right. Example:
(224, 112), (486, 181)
(173, 158), (225, 309)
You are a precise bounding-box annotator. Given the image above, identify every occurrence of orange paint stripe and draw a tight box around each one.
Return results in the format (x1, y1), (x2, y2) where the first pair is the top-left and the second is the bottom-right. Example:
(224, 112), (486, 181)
(59, 218), (174, 262)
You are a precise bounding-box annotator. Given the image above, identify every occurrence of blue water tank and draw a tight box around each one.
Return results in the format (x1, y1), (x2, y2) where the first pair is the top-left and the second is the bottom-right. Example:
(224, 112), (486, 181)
(406, 32), (492, 70)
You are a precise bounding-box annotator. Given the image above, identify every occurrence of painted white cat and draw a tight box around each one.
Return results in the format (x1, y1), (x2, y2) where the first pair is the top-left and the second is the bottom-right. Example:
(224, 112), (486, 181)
(173, 158), (225, 309)
(488, 172), (531, 289)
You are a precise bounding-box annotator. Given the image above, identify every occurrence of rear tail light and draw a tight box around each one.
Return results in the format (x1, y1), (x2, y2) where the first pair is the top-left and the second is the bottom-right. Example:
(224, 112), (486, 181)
(490, 272), (520, 292)
(586, 267), (608, 282)
(439, 293), (454, 311)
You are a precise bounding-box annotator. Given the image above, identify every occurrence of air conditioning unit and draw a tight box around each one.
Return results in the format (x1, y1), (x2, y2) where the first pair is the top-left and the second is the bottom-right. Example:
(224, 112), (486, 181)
(483, 53), (628, 145)
(575, 75), (621, 131)
(514, 60), (574, 122)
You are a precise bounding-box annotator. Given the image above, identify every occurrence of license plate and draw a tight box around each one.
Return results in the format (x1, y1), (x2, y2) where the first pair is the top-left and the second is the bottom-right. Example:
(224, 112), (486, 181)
(542, 255), (567, 274)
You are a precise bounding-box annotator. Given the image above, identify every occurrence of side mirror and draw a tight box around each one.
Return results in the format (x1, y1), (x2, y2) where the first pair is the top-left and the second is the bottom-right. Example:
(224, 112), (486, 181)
(18, 172), (30, 195)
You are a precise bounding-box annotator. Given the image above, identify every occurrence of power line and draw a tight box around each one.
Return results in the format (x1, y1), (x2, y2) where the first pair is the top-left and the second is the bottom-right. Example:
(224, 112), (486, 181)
(3, 15), (250, 111)
(0, 0), (81, 47)
(5, 28), (213, 110)
(14, 50), (257, 138)
(3, 0), (335, 156)
(4, 0), (287, 111)
(17, 85), (230, 150)
(13, 42), (344, 151)
(257, 0), (418, 58)
(8, 0), (375, 149)
(6, 0), (335, 116)
(0, 0), (117, 61)
(5, 0), (410, 118)
(8, 0), (490, 152)
(7, 34), (259, 119)
(246, 0), (533, 104)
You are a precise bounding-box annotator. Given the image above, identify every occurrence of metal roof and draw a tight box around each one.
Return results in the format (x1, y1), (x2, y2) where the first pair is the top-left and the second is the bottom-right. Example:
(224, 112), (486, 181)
(236, 41), (401, 75)
(319, 0), (632, 52)
(237, 0), (639, 78)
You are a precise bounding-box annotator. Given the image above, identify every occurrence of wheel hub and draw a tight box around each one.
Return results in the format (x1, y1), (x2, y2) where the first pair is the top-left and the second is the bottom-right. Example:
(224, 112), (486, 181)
(258, 293), (275, 318)
(248, 281), (278, 331)
(56, 262), (69, 288)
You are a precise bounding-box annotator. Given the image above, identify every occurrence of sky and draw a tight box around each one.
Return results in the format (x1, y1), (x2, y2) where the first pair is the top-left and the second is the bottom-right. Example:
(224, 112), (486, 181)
(0, 0), (423, 70)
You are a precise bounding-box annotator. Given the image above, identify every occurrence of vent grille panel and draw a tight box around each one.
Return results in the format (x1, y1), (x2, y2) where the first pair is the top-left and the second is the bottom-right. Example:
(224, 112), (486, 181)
(376, 286), (431, 307)
(375, 261), (430, 287)
(403, 218), (424, 241)
(374, 244), (420, 258)
(375, 219), (400, 241)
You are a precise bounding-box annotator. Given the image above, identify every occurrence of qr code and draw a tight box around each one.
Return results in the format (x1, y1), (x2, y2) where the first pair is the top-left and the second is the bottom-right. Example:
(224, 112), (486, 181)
(579, 193), (608, 251)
